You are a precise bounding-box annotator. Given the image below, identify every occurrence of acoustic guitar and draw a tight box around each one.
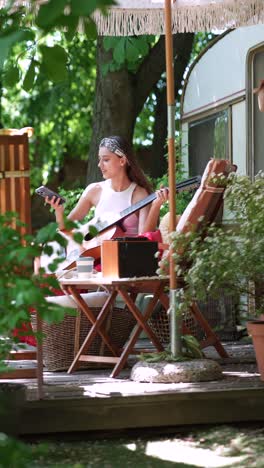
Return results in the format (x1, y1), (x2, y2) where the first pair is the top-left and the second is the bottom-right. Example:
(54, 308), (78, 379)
(59, 175), (201, 270)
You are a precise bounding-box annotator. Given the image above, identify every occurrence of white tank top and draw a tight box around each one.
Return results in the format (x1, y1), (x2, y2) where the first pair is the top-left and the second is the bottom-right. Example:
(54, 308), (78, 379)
(94, 180), (139, 236)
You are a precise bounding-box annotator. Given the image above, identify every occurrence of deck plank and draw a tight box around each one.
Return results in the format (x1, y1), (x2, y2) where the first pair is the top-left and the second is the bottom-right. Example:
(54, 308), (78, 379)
(2, 342), (264, 435)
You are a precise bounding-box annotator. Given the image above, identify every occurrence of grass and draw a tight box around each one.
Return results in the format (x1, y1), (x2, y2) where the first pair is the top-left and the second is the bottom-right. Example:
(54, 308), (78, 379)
(17, 423), (264, 468)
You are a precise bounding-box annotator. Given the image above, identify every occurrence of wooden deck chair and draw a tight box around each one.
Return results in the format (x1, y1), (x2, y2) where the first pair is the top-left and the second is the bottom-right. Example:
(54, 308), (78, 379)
(159, 158), (237, 358)
(0, 128), (38, 379)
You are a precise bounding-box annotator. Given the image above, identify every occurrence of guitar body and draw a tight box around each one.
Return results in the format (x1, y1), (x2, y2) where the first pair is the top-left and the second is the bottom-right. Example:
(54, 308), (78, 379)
(64, 224), (126, 270)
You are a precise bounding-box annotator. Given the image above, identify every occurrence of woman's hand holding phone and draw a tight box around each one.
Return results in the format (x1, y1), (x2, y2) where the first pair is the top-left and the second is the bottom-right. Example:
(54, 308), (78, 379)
(35, 185), (66, 227)
(45, 195), (65, 213)
(35, 185), (66, 210)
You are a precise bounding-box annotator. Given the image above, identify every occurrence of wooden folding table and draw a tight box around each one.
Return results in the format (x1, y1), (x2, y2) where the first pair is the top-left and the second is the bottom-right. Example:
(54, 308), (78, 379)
(60, 274), (228, 378)
(60, 275), (169, 378)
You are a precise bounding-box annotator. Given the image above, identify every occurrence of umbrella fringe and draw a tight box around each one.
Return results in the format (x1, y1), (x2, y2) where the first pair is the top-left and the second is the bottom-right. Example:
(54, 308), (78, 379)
(1, 1), (263, 35)
(94, 1), (264, 36)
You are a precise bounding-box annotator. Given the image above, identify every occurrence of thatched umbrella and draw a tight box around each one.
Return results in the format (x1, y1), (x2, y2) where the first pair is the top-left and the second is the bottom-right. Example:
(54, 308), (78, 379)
(94, 0), (264, 357)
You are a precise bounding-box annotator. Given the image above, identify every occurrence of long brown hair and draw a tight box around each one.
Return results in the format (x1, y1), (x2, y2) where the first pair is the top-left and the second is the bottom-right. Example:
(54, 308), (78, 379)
(99, 136), (153, 194)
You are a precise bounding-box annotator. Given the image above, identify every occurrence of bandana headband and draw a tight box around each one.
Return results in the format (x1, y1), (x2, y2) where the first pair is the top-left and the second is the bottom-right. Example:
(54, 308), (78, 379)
(99, 137), (126, 159)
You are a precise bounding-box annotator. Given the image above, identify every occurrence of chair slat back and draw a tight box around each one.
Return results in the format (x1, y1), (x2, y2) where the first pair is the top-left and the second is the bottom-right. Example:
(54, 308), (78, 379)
(176, 159), (237, 235)
(0, 133), (31, 235)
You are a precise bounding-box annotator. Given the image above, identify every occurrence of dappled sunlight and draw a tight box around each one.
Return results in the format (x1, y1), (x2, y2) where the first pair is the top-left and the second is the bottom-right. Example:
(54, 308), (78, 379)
(125, 440), (246, 467)
(223, 371), (260, 378)
(79, 380), (212, 397)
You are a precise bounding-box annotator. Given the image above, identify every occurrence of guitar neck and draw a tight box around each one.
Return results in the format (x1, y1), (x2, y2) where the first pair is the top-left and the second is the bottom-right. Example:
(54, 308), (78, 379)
(119, 175), (201, 220)
(86, 175), (201, 239)
(119, 192), (156, 220)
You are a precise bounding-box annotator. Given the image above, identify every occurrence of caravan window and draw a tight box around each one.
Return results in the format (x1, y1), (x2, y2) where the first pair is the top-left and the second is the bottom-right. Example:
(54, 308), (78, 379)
(188, 110), (229, 176)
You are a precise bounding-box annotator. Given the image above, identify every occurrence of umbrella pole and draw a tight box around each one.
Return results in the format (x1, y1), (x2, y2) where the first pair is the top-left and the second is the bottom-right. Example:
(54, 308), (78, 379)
(164, 0), (182, 357)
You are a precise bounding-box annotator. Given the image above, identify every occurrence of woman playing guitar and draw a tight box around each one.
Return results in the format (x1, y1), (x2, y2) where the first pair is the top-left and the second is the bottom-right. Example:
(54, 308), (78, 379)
(46, 136), (169, 260)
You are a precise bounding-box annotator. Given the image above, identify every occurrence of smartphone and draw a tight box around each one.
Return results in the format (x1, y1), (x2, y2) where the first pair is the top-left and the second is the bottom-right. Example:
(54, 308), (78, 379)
(35, 185), (66, 205)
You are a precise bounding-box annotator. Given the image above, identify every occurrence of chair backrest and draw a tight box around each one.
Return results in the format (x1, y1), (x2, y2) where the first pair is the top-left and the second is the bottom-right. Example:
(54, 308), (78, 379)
(0, 129), (33, 236)
(176, 158), (237, 235)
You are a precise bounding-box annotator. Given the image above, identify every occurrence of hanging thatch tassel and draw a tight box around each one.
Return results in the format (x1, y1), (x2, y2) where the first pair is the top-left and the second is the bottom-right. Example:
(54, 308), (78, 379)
(93, 1), (264, 36)
(1, 0), (263, 36)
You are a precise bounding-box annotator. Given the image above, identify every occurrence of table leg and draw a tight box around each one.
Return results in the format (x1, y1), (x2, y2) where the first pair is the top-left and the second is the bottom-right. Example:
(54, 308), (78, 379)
(66, 288), (120, 373)
(110, 283), (165, 378)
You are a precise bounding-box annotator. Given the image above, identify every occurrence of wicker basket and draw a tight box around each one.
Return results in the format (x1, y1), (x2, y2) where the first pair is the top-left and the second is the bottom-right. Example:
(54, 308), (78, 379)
(31, 304), (136, 372)
(148, 304), (199, 345)
(148, 291), (239, 344)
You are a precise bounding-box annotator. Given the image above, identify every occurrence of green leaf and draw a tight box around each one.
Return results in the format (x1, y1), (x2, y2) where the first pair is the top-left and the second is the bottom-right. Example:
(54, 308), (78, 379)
(4, 64), (20, 87)
(134, 37), (149, 56)
(125, 39), (139, 63)
(70, 0), (98, 16)
(70, 0), (114, 16)
(73, 232), (83, 244)
(88, 225), (99, 238)
(20, 28), (35, 42)
(83, 18), (97, 40)
(102, 36), (147, 72)
(35, 222), (58, 244)
(22, 59), (36, 91)
(36, 0), (68, 29)
(62, 15), (79, 41)
(103, 36), (117, 52)
(41, 303), (70, 323)
(113, 39), (126, 64)
(0, 30), (28, 70)
(40, 44), (68, 82)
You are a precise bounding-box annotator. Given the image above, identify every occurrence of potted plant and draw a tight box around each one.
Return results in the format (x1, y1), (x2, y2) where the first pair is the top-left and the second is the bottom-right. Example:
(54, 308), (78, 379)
(166, 171), (264, 380)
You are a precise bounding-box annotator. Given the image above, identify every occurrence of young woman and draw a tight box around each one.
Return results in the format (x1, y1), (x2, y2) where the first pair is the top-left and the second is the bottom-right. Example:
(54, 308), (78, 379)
(46, 136), (168, 241)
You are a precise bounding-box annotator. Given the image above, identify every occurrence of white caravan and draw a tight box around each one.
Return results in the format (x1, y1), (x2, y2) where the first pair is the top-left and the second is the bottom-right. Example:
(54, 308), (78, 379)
(181, 24), (264, 178)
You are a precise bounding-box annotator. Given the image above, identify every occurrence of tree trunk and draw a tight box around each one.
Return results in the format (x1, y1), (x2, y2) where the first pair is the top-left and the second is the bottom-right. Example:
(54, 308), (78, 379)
(87, 33), (194, 183)
(87, 38), (136, 182)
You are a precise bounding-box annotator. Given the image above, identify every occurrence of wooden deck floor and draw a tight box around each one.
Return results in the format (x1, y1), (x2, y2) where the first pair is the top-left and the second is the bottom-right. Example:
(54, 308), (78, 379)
(2, 342), (264, 435)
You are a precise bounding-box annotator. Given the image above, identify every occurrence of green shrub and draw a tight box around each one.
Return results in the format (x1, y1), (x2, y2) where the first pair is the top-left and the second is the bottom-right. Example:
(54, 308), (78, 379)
(0, 212), (77, 369)
(164, 171), (264, 318)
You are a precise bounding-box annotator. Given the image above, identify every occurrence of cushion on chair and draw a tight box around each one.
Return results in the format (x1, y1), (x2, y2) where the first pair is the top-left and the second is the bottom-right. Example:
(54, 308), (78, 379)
(159, 159), (237, 246)
(45, 291), (109, 309)
(158, 159), (237, 278)
(176, 159), (237, 234)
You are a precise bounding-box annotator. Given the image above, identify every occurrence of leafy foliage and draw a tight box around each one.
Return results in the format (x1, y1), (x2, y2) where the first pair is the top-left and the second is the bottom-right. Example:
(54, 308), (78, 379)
(2, 35), (96, 188)
(162, 172), (264, 318)
(57, 186), (95, 223)
(102, 35), (156, 74)
(0, 0), (115, 89)
(134, 32), (215, 147)
(139, 335), (203, 363)
(0, 212), (77, 366)
(151, 138), (194, 219)
(0, 433), (49, 468)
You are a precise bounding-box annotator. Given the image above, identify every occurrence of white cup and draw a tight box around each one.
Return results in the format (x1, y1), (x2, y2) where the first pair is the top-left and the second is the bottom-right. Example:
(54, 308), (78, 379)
(76, 256), (94, 278)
